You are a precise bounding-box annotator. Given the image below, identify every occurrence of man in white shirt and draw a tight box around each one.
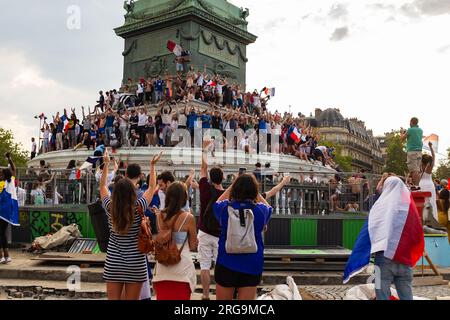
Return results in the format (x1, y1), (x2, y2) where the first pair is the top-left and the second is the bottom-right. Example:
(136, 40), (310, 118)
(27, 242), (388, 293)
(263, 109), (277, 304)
(137, 108), (148, 147)
(31, 138), (37, 159)
(304, 170), (318, 183)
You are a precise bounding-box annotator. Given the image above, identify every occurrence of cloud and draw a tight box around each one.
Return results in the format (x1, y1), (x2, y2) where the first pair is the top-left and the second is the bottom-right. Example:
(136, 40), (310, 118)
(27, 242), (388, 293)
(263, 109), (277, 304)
(400, 3), (422, 18)
(414, 0), (450, 16)
(330, 26), (349, 41)
(437, 44), (450, 54)
(370, 0), (450, 19)
(0, 48), (91, 149)
(0, 0), (124, 90)
(262, 18), (287, 31)
(329, 3), (348, 19)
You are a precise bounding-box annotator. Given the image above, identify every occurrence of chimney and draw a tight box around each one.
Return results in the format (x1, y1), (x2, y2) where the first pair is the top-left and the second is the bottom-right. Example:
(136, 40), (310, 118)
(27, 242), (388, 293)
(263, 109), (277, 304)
(315, 108), (322, 119)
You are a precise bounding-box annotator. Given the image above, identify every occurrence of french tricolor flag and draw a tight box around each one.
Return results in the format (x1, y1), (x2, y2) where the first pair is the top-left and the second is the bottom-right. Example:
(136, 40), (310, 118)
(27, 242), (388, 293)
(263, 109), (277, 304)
(0, 177), (20, 226)
(343, 177), (424, 284)
(290, 127), (302, 144)
(167, 40), (183, 57)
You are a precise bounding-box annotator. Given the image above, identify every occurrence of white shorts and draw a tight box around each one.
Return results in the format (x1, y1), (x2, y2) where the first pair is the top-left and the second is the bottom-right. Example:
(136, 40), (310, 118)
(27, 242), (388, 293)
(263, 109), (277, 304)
(197, 230), (219, 271)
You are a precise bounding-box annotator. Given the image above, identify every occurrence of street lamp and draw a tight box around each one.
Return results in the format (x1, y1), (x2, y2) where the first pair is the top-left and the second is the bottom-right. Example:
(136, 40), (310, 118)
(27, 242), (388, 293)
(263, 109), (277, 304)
(34, 113), (46, 154)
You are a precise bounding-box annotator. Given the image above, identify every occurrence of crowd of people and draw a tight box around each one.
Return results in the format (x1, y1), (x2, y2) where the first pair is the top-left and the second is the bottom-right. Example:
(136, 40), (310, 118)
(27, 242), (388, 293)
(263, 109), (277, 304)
(32, 68), (339, 170)
(3, 112), (450, 302)
(95, 140), (278, 300)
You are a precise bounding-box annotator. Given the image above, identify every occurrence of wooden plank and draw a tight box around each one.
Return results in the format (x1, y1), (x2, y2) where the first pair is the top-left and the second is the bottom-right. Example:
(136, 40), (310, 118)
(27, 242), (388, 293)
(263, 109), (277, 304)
(412, 276), (448, 287)
(32, 252), (106, 264)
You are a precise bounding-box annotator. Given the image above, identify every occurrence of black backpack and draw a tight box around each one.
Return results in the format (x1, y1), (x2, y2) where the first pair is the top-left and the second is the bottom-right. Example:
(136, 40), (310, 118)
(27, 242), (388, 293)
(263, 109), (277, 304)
(201, 186), (221, 237)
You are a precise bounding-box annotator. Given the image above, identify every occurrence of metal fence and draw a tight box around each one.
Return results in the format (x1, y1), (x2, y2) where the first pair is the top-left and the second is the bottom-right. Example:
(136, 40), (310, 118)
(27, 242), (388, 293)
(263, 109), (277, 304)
(13, 168), (96, 207)
(10, 167), (382, 215)
(173, 169), (382, 216)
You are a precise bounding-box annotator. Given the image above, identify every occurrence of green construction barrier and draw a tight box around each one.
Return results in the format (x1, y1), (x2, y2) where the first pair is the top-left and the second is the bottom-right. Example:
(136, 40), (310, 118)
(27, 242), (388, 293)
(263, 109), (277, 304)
(30, 211), (50, 239)
(343, 219), (366, 249)
(290, 219), (317, 246)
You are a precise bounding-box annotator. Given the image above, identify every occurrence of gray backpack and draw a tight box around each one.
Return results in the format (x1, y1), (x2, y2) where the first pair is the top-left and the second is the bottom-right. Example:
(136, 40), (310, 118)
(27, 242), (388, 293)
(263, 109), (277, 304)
(225, 204), (258, 254)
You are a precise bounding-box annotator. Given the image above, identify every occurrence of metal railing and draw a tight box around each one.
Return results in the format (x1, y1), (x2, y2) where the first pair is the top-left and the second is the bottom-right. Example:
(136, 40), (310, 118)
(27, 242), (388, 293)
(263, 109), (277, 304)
(10, 167), (382, 215)
(13, 168), (96, 207)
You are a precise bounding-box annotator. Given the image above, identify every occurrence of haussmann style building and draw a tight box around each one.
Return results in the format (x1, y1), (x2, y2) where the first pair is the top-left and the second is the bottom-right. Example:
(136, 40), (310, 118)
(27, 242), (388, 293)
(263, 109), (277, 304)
(307, 108), (385, 174)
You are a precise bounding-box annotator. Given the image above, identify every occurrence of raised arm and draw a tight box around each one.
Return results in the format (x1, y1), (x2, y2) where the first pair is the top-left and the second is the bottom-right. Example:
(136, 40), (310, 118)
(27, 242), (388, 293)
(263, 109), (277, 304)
(264, 175), (291, 200)
(99, 150), (111, 201)
(429, 142), (436, 168)
(142, 151), (163, 204)
(216, 183), (232, 202)
(5, 153), (16, 177)
(185, 168), (195, 188)
(256, 193), (270, 206)
(200, 140), (212, 179)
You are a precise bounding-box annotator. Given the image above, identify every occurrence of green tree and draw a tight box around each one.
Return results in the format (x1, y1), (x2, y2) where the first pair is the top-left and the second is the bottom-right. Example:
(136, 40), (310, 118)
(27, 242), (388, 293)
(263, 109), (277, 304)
(384, 131), (408, 176)
(0, 127), (29, 168)
(321, 140), (353, 172)
(434, 147), (450, 181)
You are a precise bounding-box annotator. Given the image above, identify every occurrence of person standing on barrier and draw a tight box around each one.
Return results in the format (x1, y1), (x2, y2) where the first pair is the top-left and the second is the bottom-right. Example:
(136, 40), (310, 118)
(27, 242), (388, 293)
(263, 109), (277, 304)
(99, 149), (158, 300)
(401, 117), (423, 188)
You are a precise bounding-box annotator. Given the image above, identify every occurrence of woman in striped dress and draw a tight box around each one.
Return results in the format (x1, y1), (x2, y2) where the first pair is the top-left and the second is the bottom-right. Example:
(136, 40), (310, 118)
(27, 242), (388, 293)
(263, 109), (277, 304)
(99, 149), (159, 300)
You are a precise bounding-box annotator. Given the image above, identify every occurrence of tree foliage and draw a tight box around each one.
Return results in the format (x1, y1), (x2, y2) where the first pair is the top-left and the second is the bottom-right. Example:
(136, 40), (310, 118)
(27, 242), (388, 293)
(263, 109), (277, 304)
(384, 131), (408, 176)
(434, 147), (450, 181)
(0, 127), (29, 168)
(321, 140), (353, 172)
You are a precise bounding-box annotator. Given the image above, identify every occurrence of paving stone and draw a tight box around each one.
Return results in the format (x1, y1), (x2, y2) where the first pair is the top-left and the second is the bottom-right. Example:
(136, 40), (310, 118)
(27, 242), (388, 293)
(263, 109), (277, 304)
(12, 292), (24, 299)
(7, 289), (17, 295)
(23, 291), (34, 298)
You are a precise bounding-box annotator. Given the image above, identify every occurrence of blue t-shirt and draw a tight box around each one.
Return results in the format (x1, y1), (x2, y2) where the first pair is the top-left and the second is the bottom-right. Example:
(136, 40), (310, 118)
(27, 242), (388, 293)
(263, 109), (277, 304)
(201, 114), (211, 129)
(258, 119), (267, 130)
(187, 113), (197, 129)
(105, 115), (115, 128)
(213, 200), (272, 276)
(155, 80), (164, 92)
(94, 144), (105, 155)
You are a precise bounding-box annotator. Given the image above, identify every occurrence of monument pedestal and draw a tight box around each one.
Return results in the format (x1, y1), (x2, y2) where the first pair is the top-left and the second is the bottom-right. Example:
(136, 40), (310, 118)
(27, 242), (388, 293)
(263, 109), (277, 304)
(115, 0), (257, 85)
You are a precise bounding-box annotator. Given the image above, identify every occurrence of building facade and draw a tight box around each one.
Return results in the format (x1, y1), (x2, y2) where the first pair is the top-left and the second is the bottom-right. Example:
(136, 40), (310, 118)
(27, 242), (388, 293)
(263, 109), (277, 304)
(308, 108), (385, 174)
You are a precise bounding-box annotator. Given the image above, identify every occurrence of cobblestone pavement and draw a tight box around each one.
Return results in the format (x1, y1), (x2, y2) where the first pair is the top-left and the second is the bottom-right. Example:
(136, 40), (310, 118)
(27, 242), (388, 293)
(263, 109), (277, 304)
(302, 285), (450, 300)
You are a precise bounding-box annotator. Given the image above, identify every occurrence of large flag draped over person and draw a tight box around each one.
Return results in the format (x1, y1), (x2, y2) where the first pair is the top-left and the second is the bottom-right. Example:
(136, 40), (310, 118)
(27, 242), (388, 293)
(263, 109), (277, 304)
(0, 177), (20, 226)
(343, 177), (424, 284)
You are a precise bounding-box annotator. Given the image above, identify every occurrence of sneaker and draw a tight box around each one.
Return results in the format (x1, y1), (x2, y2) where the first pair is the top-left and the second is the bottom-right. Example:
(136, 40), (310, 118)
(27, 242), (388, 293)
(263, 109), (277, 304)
(5, 257), (11, 264)
(0, 258), (5, 264)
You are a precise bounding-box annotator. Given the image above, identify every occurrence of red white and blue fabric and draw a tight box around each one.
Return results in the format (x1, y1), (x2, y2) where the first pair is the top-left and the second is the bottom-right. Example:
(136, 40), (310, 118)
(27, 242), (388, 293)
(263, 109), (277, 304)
(262, 87), (276, 97)
(290, 127), (302, 144)
(0, 177), (20, 226)
(343, 177), (424, 284)
(167, 40), (183, 57)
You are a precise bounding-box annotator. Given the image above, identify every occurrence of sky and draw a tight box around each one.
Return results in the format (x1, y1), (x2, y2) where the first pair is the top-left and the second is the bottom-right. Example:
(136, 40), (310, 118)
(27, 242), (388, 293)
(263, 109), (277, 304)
(0, 0), (449, 161)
